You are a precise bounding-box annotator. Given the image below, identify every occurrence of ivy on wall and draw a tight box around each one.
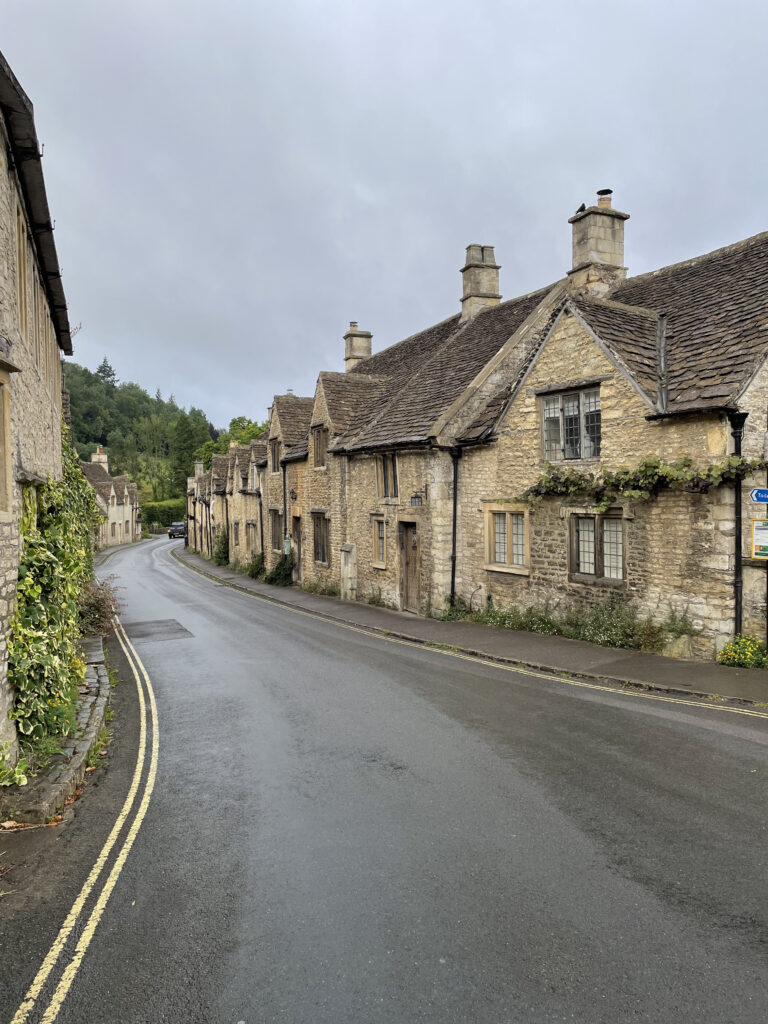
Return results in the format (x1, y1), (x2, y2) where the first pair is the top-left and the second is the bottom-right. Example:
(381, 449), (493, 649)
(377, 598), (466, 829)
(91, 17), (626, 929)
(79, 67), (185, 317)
(516, 456), (768, 512)
(7, 424), (101, 745)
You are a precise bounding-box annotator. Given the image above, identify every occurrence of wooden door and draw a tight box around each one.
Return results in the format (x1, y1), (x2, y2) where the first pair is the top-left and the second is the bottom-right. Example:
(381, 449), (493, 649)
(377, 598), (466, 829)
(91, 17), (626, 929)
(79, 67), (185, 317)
(292, 516), (302, 583)
(400, 522), (420, 613)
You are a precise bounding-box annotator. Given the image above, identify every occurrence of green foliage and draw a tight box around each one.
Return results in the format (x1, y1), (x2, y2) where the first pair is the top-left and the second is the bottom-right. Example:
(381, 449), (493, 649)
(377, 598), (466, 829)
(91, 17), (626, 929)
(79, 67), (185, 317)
(212, 527), (229, 566)
(517, 456), (768, 512)
(446, 596), (686, 653)
(367, 587), (385, 606)
(64, 360), (216, 500)
(140, 498), (186, 528)
(194, 416), (268, 470)
(0, 742), (28, 787)
(246, 553), (264, 579)
(7, 427), (101, 748)
(264, 551), (295, 586)
(301, 579), (340, 597)
(717, 635), (767, 669)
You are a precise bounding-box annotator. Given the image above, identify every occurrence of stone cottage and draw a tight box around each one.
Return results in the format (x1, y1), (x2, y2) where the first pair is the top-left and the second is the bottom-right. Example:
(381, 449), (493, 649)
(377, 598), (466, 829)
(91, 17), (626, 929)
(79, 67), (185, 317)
(189, 190), (768, 660)
(0, 52), (74, 757)
(80, 446), (140, 549)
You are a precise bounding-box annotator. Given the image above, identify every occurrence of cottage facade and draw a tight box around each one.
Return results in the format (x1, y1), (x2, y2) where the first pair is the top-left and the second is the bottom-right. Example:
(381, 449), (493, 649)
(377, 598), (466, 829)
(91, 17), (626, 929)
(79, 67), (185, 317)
(0, 53), (74, 755)
(80, 446), (140, 549)
(188, 191), (768, 660)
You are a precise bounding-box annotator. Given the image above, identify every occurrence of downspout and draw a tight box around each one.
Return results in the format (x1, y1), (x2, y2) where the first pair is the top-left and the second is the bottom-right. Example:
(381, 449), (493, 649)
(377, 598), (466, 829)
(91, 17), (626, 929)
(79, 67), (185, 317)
(449, 447), (461, 606)
(728, 411), (748, 636)
(282, 462), (288, 548)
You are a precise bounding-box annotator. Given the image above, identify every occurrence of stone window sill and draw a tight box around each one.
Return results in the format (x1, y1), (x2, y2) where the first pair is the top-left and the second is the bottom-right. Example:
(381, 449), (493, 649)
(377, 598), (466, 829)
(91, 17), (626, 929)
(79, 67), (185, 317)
(372, 561), (386, 571)
(569, 572), (626, 587)
(484, 563), (530, 576)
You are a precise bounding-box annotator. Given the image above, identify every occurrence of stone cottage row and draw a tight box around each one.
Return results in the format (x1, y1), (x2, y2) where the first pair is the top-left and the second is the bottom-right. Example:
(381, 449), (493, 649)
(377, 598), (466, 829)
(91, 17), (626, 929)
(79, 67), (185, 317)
(80, 446), (141, 549)
(188, 190), (768, 660)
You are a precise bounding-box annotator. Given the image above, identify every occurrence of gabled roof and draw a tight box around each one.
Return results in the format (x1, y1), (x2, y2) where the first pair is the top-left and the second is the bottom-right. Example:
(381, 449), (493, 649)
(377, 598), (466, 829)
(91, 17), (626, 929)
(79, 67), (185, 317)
(315, 371), (387, 441)
(272, 395), (314, 447)
(211, 453), (229, 493)
(611, 230), (768, 411)
(459, 229), (768, 441)
(339, 286), (553, 451)
(80, 462), (110, 485)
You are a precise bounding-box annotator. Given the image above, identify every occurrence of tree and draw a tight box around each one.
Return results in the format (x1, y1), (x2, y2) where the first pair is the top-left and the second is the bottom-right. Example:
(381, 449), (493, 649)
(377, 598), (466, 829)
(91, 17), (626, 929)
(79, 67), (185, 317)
(95, 357), (118, 389)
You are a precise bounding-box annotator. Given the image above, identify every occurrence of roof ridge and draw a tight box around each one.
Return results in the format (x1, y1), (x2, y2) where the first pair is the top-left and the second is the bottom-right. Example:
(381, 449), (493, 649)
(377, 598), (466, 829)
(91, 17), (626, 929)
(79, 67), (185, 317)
(624, 228), (768, 286)
(572, 295), (660, 320)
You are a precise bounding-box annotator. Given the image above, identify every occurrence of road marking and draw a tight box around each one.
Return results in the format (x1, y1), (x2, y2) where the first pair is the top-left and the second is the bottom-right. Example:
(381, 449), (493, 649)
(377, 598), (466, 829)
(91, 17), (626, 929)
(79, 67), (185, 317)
(175, 550), (768, 722)
(11, 619), (160, 1024)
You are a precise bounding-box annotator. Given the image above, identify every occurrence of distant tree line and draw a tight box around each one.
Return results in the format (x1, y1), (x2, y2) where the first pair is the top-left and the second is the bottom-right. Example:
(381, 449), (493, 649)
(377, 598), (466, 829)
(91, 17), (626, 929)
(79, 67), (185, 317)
(64, 357), (267, 501)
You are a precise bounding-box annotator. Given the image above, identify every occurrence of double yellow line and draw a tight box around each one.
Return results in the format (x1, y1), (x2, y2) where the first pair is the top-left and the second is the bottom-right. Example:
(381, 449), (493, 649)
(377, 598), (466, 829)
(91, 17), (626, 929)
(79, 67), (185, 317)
(10, 619), (160, 1024)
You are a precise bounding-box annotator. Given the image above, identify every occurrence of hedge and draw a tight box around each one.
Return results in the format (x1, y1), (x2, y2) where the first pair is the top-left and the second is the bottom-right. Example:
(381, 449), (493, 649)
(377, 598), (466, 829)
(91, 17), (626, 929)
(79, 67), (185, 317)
(140, 498), (186, 528)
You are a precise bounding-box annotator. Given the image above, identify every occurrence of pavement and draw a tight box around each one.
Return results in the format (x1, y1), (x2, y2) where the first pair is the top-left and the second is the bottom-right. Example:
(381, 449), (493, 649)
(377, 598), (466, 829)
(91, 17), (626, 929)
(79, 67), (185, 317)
(174, 544), (768, 705)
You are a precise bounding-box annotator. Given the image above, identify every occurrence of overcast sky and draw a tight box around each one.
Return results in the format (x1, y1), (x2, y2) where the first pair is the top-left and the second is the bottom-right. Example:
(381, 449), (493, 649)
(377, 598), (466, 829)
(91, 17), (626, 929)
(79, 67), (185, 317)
(3, 0), (767, 427)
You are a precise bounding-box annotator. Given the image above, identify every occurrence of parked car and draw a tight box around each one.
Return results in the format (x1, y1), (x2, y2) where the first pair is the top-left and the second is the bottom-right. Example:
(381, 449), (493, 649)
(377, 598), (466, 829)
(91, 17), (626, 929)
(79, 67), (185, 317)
(168, 521), (187, 539)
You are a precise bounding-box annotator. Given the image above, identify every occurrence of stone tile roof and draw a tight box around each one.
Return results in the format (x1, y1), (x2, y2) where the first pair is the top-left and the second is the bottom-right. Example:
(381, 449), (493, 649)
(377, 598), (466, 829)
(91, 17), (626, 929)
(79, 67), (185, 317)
(316, 372), (388, 442)
(339, 287), (553, 451)
(250, 439), (267, 463)
(460, 230), (768, 440)
(80, 462), (110, 485)
(610, 230), (768, 411)
(282, 439), (309, 463)
(211, 453), (229, 493)
(273, 395), (314, 447)
(570, 296), (660, 402)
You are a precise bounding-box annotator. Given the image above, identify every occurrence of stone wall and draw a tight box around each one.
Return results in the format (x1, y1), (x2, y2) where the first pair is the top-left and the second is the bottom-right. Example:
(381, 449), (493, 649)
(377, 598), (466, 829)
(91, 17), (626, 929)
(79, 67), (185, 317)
(450, 311), (741, 657)
(0, 117), (64, 755)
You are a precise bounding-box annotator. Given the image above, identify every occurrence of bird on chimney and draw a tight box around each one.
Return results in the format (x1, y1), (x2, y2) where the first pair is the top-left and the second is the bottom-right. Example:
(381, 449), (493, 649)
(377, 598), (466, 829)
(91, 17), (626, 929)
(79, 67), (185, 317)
(575, 202), (586, 213)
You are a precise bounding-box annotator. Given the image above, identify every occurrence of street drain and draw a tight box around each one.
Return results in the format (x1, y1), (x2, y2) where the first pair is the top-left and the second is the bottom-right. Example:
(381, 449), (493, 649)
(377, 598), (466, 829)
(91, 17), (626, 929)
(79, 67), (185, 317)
(121, 619), (194, 644)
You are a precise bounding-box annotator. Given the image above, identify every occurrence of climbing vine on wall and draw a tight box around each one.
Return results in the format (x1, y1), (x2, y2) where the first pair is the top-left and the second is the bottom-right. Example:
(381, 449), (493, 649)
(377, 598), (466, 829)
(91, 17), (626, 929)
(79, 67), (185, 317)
(7, 424), (101, 744)
(516, 456), (768, 512)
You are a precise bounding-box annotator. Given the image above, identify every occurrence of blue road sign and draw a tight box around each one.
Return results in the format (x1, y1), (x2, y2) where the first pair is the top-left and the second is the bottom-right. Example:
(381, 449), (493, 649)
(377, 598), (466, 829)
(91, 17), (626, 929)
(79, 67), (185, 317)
(749, 488), (768, 503)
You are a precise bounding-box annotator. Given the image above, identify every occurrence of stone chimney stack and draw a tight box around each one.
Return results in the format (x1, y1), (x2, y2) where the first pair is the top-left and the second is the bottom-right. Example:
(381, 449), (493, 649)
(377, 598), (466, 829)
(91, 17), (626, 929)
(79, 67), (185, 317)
(91, 444), (109, 473)
(460, 245), (501, 321)
(344, 322), (372, 372)
(567, 188), (629, 296)
(194, 461), (204, 477)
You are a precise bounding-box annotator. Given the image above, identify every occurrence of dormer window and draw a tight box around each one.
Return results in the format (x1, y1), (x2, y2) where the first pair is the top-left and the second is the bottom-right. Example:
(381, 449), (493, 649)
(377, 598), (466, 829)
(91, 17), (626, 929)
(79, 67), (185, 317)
(542, 388), (601, 461)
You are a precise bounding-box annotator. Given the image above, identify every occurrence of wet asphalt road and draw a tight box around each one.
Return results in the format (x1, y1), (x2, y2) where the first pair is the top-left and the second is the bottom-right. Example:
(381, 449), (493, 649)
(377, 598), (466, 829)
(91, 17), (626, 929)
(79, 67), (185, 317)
(2, 535), (768, 1023)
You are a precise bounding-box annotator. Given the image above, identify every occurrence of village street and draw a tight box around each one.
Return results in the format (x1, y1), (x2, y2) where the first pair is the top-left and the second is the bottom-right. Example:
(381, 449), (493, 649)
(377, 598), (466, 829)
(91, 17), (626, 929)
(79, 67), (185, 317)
(3, 535), (768, 1023)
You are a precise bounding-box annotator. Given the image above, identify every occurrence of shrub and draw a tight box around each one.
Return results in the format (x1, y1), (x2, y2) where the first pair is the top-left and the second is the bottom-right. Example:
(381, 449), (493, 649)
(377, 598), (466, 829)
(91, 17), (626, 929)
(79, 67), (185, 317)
(139, 499), (186, 528)
(264, 551), (294, 586)
(8, 427), (101, 745)
(212, 527), (229, 566)
(246, 553), (264, 579)
(78, 576), (120, 636)
(717, 635), (767, 669)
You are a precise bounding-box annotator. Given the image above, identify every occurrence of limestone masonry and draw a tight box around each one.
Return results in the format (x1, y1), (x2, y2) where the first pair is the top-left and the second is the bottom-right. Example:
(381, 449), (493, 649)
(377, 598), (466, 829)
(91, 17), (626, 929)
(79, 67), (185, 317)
(188, 189), (768, 662)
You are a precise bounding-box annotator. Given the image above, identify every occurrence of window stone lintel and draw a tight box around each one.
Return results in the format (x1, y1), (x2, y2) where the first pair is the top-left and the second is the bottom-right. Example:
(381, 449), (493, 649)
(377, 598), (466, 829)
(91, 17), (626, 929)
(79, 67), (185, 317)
(533, 375), (609, 396)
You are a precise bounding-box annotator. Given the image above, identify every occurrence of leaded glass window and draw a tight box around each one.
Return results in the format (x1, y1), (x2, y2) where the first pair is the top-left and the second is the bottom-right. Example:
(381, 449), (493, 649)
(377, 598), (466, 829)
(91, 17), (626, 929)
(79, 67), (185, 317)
(541, 388), (601, 461)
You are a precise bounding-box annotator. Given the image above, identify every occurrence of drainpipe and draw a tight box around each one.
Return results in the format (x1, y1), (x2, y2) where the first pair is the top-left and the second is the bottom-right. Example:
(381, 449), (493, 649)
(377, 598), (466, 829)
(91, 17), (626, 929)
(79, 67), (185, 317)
(282, 463), (288, 546)
(728, 411), (748, 635)
(449, 447), (462, 606)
